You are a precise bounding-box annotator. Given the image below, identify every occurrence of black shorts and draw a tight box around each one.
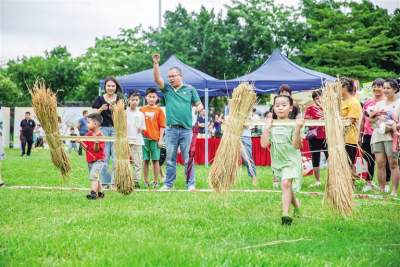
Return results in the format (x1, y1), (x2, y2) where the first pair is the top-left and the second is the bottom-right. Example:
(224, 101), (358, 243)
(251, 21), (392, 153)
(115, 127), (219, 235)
(345, 144), (357, 166)
(308, 138), (328, 168)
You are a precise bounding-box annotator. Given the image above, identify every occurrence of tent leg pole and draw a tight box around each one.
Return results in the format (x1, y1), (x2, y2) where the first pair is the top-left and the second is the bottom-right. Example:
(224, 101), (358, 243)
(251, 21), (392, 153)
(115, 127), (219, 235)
(205, 89), (209, 167)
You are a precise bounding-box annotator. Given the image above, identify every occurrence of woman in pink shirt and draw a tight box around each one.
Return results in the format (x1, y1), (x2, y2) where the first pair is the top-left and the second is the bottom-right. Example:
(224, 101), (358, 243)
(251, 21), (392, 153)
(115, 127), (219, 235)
(359, 79), (385, 192)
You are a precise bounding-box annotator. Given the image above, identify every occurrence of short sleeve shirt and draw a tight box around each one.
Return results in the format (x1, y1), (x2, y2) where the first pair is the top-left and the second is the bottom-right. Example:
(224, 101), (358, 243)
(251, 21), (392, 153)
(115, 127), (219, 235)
(92, 95), (122, 127)
(269, 126), (302, 175)
(82, 131), (106, 163)
(161, 84), (201, 129)
(341, 97), (362, 144)
(371, 99), (400, 144)
(304, 104), (325, 139)
(126, 109), (146, 145)
(140, 106), (166, 141)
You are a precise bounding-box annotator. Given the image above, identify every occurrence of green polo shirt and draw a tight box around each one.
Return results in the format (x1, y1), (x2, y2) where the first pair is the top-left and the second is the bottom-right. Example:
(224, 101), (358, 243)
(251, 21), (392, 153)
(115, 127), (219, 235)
(160, 83), (201, 129)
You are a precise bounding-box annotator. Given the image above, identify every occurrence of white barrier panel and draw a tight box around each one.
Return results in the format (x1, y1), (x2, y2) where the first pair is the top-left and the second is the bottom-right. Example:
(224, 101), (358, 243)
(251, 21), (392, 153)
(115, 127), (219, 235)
(13, 107), (95, 147)
(0, 107), (10, 148)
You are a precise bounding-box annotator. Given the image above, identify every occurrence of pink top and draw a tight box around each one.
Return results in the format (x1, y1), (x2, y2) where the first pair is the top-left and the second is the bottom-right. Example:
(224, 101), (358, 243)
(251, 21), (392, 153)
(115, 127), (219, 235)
(305, 104), (325, 139)
(362, 98), (378, 135)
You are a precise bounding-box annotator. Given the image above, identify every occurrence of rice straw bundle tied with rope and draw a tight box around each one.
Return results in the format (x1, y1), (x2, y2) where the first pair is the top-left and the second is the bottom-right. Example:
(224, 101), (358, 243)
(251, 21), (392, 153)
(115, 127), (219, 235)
(29, 80), (71, 179)
(208, 82), (257, 192)
(322, 81), (353, 216)
(112, 100), (134, 195)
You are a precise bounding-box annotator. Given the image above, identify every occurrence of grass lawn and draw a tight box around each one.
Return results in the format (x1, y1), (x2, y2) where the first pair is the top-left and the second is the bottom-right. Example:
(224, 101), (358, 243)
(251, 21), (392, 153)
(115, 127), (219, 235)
(1, 148), (399, 266)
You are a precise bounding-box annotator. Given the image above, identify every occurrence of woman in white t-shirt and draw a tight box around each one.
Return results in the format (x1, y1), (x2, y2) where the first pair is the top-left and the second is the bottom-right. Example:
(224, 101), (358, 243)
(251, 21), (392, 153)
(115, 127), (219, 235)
(369, 79), (400, 196)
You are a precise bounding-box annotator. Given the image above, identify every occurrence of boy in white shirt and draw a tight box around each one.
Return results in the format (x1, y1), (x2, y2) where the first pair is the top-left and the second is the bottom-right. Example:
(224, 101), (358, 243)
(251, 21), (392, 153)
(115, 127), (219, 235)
(127, 92), (146, 189)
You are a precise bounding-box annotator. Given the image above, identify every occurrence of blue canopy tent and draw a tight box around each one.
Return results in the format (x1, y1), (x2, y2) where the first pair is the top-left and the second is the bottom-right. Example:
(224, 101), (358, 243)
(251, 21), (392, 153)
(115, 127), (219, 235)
(208, 49), (335, 94)
(100, 55), (225, 97)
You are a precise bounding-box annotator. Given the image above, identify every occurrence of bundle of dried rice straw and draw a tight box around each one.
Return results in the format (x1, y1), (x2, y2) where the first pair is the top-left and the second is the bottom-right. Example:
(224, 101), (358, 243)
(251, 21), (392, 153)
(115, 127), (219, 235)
(208, 82), (257, 192)
(30, 81), (71, 179)
(322, 81), (353, 216)
(112, 100), (134, 195)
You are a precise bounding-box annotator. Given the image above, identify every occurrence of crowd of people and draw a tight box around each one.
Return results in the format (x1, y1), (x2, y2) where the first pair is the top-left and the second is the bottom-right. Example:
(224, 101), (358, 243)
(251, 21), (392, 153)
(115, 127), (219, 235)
(5, 53), (400, 225)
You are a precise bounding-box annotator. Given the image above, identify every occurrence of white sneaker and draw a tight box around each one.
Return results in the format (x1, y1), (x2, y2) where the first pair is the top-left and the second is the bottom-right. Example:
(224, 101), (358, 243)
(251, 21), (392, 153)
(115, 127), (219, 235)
(188, 185), (196, 192)
(159, 185), (171, 191)
(384, 185), (390, 193)
(362, 184), (372, 192)
(309, 181), (321, 188)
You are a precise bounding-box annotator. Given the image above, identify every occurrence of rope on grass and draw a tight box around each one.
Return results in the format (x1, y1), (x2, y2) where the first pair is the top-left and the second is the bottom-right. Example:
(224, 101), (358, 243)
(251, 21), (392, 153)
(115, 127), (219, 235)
(5, 186), (399, 201)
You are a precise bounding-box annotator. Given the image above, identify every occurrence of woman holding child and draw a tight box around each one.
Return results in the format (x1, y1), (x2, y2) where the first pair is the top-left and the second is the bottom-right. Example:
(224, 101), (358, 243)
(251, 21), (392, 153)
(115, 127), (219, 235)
(368, 79), (400, 196)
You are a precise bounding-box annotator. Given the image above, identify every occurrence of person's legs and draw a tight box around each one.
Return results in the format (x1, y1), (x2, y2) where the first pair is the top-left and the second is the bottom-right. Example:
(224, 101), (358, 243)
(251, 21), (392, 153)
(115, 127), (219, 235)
(309, 139), (322, 184)
(361, 135), (375, 183)
(149, 139), (161, 186)
(241, 136), (257, 184)
(0, 161), (4, 186)
(164, 128), (179, 188)
(87, 161), (104, 199)
(20, 135), (27, 156)
(152, 160), (160, 185)
(281, 179), (293, 217)
(375, 152), (387, 191)
(26, 138), (33, 156)
(384, 141), (399, 196)
(388, 156), (399, 196)
(130, 144), (142, 186)
(100, 127), (113, 185)
(68, 141), (73, 153)
(179, 128), (194, 188)
(143, 160), (150, 185)
(345, 144), (357, 166)
(386, 161), (391, 183)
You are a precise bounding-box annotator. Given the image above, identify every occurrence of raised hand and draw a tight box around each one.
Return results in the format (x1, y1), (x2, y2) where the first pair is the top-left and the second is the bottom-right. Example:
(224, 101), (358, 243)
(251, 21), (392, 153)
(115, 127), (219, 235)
(152, 53), (160, 64)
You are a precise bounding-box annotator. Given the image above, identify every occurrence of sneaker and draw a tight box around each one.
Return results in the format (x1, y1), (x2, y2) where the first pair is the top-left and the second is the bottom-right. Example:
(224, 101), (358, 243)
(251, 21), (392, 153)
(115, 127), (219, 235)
(86, 191), (97, 200)
(281, 216), (293, 226)
(97, 191), (105, 199)
(390, 191), (398, 197)
(362, 184), (372, 193)
(309, 181), (321, 188)
(188, 185), (196, 192)
(159, 185), (172, 191)
(384, 185), (390, 193)
(134, 182), (140, 189)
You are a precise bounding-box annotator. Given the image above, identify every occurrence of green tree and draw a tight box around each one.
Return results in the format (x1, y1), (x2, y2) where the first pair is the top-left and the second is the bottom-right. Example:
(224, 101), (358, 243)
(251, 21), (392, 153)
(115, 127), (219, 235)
(298, 0), (400, 81)
(76, 28), (152, 102)
(0, 73), (22, 106)
(4, 46), (81, 105)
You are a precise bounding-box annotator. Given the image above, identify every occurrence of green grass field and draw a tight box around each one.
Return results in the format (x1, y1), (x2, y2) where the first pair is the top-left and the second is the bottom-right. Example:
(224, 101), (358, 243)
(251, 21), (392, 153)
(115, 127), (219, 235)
(1, 148), (399, 266)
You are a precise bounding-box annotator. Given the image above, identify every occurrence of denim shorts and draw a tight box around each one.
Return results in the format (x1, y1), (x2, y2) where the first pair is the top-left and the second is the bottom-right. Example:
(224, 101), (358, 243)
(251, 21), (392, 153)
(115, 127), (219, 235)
(88, 161), (106, 181)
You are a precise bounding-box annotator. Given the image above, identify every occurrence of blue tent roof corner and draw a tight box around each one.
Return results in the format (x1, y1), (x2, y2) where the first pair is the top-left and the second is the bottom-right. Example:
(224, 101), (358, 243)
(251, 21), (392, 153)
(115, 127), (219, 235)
(99, 55), (226, 97)
(207, 49), (335, 93)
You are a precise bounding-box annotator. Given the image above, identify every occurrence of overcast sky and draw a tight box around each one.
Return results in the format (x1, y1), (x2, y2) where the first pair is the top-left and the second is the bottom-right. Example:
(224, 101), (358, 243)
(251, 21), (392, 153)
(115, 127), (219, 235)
(1, 0), (398, 63)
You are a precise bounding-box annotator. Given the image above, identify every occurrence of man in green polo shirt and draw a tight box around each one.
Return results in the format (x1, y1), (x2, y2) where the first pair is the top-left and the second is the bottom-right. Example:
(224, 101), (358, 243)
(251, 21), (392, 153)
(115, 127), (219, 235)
(152, 53), (203, 191)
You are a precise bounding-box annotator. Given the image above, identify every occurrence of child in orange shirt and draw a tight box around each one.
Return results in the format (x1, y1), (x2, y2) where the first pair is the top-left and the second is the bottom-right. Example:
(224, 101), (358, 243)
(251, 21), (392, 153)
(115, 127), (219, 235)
(140, 88), (166, 188)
